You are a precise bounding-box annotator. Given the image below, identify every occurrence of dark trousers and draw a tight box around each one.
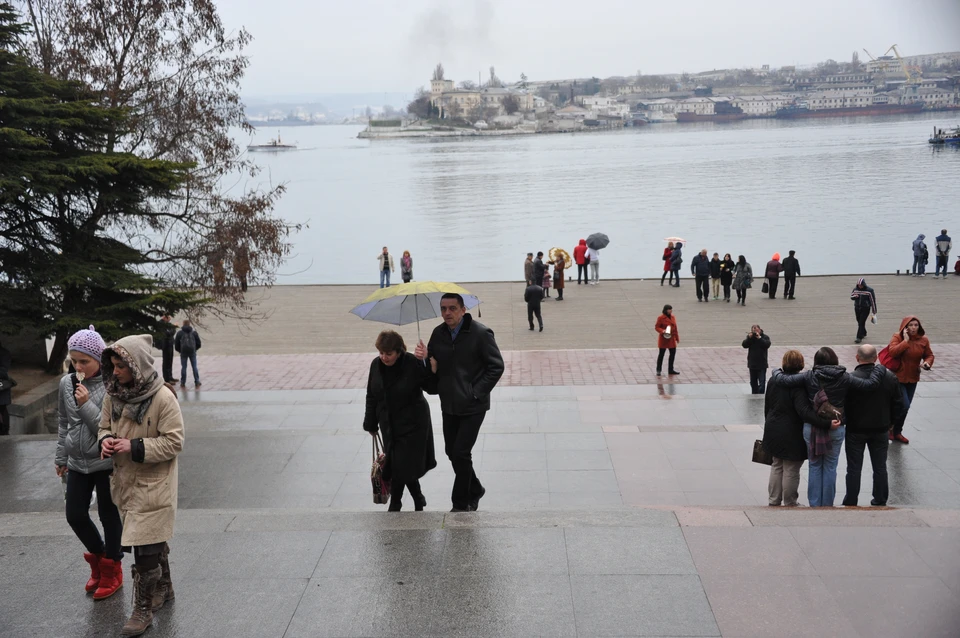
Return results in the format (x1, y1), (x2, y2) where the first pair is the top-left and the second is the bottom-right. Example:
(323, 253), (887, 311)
(442, 412), (485, 509)
(722, 283), (731, 299)
(767, 277), (779, 298)
(894, 382), (917, 435)
(842, 430), (889, 506)
(577, 264), (588, 284)
(736, 288), (748, 304)
(661, 270), (675, 285)
(527, 305), (543, 329)
(66, 469), (123, 561)
(162, 346), (175, 382)
(935, 255), (948, 276)
(855, 306), (871, 340)
(0, 404), (8, 435)
(784, 276), (796, 298)
(695, 275), (709, 300)
(656, 348), (677, 373)
(671, 269), (680, 285)
(388, 479), (422, 511)
(749, 368), (766, 394)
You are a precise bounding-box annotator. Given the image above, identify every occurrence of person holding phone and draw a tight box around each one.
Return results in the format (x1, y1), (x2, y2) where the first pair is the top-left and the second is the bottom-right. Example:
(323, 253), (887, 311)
(886, 316), (934, 444)
(655, 305), (680, 376)
(742, 325), (772, 394)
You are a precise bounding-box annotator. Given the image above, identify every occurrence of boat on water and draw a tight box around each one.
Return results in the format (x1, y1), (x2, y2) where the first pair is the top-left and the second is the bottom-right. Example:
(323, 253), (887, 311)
(247, 132), (297, 152)
(676, 102), (747, 123)
(929, 126), (960, 144)
(644, 112), (677, 123)
(776, 102), (924, 119)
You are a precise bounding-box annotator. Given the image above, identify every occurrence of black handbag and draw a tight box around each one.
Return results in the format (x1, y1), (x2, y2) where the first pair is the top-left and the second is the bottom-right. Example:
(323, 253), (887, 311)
(761, 281), (769, 294)
(0, 377), (17, 393)
(752, 439), (773, 465)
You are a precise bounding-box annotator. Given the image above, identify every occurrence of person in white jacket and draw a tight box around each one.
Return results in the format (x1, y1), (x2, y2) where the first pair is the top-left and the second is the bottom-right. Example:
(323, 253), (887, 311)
(586, 246), (601, 284)
(378, 246), (395, 288)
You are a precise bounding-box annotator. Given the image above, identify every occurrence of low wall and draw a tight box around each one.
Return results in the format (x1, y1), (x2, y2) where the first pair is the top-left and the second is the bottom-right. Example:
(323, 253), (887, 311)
(9, 376), (60, 435)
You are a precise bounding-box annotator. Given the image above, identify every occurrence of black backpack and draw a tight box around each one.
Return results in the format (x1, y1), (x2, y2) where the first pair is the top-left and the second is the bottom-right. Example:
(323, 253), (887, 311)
(180, 330), (197, 355)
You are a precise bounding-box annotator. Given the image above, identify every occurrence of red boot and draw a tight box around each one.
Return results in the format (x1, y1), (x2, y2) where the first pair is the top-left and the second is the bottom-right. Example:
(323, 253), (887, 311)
(893, 433), (910, 444)
(93, 557), (123, 600)
(83, 553), (102, 592)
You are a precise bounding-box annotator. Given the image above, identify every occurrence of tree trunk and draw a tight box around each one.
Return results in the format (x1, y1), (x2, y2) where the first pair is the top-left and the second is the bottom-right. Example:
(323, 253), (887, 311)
(45, 328), (69, 375)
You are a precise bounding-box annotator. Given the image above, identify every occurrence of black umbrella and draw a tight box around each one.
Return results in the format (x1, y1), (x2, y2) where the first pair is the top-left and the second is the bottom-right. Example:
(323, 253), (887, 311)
(586, 233), (609, 250)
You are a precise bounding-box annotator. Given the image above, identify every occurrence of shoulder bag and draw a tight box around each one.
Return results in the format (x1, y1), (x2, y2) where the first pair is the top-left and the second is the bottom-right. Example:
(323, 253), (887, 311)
(877, 346), (901, 373)
(370, 433), (391, 505)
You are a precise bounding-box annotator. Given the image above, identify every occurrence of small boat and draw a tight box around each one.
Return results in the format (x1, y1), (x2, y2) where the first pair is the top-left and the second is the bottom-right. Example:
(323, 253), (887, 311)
(929, 126), (960, 145)
(247, 132), (297, 152)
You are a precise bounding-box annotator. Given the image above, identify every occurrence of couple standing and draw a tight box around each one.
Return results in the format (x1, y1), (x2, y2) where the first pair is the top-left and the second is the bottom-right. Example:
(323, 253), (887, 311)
(362, 293), (505, 512)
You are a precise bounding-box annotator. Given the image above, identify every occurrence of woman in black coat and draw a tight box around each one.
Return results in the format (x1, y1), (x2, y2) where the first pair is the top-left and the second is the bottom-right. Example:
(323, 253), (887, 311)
(363, 331), (437, 511)
(763, 350), (836, 506)
(719, 254), (735, 302)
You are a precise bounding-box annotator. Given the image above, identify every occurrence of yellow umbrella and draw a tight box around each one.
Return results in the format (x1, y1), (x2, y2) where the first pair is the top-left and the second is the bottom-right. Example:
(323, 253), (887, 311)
(549, 247), (571, 265)
(349, 281), (481, 338)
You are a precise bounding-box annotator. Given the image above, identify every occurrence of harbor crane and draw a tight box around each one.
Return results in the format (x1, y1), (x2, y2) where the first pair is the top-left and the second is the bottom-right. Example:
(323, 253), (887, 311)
(884, 44), (923, 85)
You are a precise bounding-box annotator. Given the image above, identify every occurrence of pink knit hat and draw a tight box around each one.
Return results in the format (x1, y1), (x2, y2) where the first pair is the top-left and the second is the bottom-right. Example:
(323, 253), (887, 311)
(67, 325), (106, 362)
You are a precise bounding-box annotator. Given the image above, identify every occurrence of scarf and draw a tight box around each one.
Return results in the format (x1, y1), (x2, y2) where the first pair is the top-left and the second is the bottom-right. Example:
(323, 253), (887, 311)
(103, 344), (166, 424)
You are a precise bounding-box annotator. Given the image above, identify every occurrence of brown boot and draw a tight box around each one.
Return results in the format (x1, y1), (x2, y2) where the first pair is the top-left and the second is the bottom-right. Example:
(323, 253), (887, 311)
(151, 543), (175, 611)
(121, 565), (160, 637)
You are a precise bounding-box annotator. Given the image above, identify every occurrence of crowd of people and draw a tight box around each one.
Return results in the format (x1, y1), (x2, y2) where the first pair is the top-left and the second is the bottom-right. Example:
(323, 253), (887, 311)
(911, 229), (954, 277)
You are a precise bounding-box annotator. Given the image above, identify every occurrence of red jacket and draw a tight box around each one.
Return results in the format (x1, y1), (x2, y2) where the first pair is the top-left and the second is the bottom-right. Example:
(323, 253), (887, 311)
(573, 239), (587, 265)
(887, 315), (934, 384)
(662, 247), (673, 272)
(655, 313), (679, 349)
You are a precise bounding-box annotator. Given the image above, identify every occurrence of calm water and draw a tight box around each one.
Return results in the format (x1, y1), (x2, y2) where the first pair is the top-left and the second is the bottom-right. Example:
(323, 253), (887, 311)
(237, 113), (960, 285)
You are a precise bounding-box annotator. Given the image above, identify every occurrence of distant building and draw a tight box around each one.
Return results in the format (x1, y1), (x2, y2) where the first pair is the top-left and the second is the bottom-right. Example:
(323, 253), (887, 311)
(429, 77), (534, 119)
(730, 95), (792, 116)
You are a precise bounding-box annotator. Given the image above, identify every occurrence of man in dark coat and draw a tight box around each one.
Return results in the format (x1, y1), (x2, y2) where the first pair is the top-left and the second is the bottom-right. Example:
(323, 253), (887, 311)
(842, 344), (904, 507)
(669, 242), (683, 287)
(0, 340), (11, 435)
(690, 249), (711, 302)
(524, 253), (534, 285)
(524, 283), (544, 332)
(533, 252), (546, 297)
(850, 278), (877, 344)
(742, 325), (772, 394)
(158, 315), (178, 383)
(782, 250), (800, 299)
(417, 294), (504, 512)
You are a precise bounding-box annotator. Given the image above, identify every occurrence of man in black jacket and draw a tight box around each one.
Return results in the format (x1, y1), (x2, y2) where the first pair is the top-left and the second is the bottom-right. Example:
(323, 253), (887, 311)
(843, 344), (904, 506)
(524, 283), (544, 332)
(690, 249), (711, 302)
(533, 252), (546, 296)
(742, 325), (771, 394)
(158, 315), (178, 383)
(850, 278), (877, 344)
(782, 250), (800, 299)
(417, 294), (505, 512)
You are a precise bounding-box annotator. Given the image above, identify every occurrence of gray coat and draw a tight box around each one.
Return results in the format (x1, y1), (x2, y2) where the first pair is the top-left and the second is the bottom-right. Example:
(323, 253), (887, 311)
(56, 374), (112, 473)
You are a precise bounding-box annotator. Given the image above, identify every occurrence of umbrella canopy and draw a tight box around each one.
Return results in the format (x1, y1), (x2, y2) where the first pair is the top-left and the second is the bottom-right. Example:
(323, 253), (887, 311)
(663, 236), (686, 244)
(548, 247), (571, 266)
(349, 282), (481, 333)
(586, 233), (610, 250)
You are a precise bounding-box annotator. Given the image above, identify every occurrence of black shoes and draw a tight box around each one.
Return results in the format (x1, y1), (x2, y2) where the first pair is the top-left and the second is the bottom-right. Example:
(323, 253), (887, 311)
(468, 487), (486, 512)
(529, 326), (534, 331)
(539, 326), (543, 332)
(655, 370), (662, 376)
(450, 507), (469, 513)
(669, 370), (680, 375)
(414, 493), (427, 512)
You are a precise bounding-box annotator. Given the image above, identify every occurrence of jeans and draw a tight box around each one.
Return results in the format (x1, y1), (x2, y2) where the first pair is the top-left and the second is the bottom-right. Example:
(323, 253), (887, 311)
(527, 305), (543, 329)
(935, 255), (948, 276)
(66, 469), (123, 561)
(842, 430), (889, 506)
(656, 348), (677, 373)
(768, 457), (803, 506)
(442, 413), (486, 509)
(670, 268), (680, 285)
(855, 306), (871, 340)
(783, 276), (796, 298)
(749, 368), (766, 394)
(379, 269), (391, 288)
(767, 277), (779, 299)
(722, 283), (731, 300)
(711, 278), (720, 298)
(181, 353), (200, 385)
(803, 423), (845, 506)
(695, 275), (709, 300)
(893, 382), (917, 435)
(589, 262), (600, 283)
(578, 264), (588, 284)
(912, 255), (926, 275)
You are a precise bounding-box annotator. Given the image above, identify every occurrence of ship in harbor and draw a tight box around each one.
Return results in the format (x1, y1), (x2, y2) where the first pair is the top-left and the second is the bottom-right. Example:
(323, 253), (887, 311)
(775, 101), (924, 119)
(247, 132), (297, 152)
(676, 101), (747, 123)
(929, 126), (960, 144)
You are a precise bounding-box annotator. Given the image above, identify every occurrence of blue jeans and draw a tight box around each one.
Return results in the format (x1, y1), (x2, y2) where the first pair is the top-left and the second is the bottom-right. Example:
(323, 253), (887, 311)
(912, 255), (926, 275)
(380, 269), (391, 288)
(803, 423), (845, 506)
(181, 353), (200, 385)
(894, 382), (917, 435)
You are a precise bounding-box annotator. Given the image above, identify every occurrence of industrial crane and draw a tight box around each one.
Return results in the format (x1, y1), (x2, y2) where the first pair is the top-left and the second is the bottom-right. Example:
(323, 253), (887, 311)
(884, 44), (922, 85)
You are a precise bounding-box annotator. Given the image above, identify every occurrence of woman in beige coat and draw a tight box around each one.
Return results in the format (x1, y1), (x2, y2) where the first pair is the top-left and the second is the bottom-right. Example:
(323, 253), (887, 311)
(98, 335), (183, 637)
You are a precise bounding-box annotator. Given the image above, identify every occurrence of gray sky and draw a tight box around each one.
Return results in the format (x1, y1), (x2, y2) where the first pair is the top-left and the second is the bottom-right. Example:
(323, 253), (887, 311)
(219, 0), (960, 97)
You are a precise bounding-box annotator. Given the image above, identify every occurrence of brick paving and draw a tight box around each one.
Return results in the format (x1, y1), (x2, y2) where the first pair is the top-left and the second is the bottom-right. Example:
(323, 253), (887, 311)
(183, 344), (960, 392)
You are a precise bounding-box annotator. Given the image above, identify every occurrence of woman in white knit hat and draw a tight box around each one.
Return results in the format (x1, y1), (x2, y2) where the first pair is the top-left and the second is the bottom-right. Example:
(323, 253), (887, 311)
(54, 325), (125, 601)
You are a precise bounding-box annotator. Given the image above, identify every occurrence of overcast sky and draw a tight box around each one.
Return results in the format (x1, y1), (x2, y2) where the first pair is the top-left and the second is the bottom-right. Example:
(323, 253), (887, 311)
(219, 0), (960, 97)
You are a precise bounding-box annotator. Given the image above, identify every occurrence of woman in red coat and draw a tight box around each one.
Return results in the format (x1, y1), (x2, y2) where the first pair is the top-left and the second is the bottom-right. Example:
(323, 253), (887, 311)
(655, 305), (680, 376)
(660, 242), (675, 286)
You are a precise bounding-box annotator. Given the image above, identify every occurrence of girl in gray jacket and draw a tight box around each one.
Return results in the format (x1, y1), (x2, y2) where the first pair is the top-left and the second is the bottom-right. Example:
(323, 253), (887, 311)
(55, 326), (123, 600)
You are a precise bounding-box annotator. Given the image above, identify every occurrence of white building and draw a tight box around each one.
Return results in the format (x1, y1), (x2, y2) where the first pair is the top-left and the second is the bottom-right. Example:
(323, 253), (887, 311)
(730, 95), (792, 116)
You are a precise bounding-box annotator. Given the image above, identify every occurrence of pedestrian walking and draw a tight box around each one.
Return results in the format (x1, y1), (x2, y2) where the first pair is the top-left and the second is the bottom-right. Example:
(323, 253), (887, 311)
(416, 294), (504, 512)
(660, 242), (675, 286)
(174, 320), (202, 388)
(574, 240), (589, 285)
(533, 252), (546, 291)
(158, 315), (177, 384)
(691, 249), (711, 302)
(773, 347), (884, 507)
(669, 242), (683, 287)
(378, 246), (395, 288)
(553, 254), (565, 301)
(0, 339), (11, 436)
(720, 253), (735, 302)
(782, 250), (800, 299)
(742, 324), (771, 394)
(587, 245), (601, 284)
(55, 326), (124, 601)
(765, 253), (783, 299)
(709, 253), (722, 300)
(733, 255), (753, 306)
(886, 315), (934, 444)
(98, 335), (184, 637)
(400, 251), (413, 283)
(654, 305), (680, 376)
(934, 229), (952, 278)
(843, 344), (903, 506)
(542, 262), (552, 298)
(362, 331), (437, 511)
(763, 350), (837, 506)
(850, 278), (877, 344)
(524, 253), (534, 285)
(524, 282), (544, 331)
(912, 234), (927, 276)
